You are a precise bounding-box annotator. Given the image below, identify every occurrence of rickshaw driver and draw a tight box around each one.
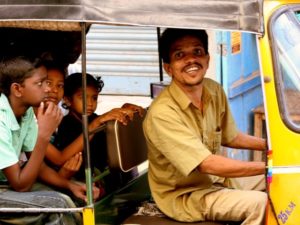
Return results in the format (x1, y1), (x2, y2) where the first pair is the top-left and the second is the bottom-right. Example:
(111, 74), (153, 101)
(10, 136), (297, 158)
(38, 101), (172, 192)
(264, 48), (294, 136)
(143, 28), (267, 224)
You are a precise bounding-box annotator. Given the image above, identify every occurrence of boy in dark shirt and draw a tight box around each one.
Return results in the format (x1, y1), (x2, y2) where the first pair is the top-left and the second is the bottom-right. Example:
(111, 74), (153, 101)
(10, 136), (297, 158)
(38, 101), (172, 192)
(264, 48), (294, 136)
(54, 73), (144, 194)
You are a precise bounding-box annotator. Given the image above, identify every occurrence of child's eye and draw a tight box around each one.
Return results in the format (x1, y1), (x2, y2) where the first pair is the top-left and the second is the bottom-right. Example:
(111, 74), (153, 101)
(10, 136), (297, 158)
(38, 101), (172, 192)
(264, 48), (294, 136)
(45, 80), (52, 87)
(57, 83), (64, 89)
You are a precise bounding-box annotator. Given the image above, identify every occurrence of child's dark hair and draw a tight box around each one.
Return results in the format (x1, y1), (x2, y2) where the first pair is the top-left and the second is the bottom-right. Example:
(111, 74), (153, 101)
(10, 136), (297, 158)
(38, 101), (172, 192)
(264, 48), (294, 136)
(159, 28), (209, 64)
(64, 72), (104, 98)
(0, 56), (44, 96)
(44, 60), (67, 78)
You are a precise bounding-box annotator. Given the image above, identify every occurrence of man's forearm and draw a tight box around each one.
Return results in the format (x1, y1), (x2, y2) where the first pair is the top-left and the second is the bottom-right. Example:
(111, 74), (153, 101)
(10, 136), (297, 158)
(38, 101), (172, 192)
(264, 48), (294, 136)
(226, 132), (267, 151)
(198, 154), (265, 177)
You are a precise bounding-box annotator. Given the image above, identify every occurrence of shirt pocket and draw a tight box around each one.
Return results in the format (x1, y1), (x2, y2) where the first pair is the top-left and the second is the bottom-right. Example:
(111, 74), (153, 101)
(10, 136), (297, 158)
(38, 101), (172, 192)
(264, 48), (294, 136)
(203, 129), (222, 154)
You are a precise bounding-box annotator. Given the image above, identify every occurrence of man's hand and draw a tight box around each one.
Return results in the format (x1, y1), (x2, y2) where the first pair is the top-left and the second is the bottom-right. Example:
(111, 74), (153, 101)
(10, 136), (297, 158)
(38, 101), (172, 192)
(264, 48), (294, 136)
(36, 102), (63, 140)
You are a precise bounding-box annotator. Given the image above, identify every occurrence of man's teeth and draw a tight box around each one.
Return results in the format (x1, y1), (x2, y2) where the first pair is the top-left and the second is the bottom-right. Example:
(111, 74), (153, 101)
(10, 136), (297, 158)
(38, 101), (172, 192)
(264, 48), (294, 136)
(186, 66), (199, 73)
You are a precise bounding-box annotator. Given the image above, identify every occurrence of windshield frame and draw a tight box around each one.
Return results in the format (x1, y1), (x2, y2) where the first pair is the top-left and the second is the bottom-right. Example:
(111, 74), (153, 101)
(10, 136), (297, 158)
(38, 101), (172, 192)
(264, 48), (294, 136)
(269, 4), (300, 133)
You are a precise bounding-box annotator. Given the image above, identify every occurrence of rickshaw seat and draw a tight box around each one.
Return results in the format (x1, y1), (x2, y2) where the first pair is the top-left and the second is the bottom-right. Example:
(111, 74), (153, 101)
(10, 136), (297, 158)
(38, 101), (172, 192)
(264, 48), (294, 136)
(105, 111), (238, 225)
(106, 111), (148, 172)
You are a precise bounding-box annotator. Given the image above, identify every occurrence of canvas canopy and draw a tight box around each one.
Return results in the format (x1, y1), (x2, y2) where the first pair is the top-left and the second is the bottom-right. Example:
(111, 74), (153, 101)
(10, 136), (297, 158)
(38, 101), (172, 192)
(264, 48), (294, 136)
(0, 0), (264, 33)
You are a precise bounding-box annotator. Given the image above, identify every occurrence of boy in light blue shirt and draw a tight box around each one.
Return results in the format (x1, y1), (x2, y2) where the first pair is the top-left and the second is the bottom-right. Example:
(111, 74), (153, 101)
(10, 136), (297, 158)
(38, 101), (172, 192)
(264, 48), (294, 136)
(0, 56), (99, 225)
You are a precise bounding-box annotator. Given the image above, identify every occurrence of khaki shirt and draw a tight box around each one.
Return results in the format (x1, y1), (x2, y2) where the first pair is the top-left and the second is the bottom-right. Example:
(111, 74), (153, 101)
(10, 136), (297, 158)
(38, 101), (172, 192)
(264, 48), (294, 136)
(143, 78), (238, 221)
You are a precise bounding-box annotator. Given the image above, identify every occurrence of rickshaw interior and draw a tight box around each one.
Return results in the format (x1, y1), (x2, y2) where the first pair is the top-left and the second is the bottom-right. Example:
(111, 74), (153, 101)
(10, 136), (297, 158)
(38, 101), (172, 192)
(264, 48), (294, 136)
(0, 1), (300, 225)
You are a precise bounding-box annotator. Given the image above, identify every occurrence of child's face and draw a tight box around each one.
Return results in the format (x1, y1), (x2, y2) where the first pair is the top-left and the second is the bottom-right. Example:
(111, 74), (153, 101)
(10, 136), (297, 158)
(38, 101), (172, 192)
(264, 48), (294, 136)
(68, 86), (99, 116)
(20, 66), (48, 107)
(44, 69), (65, 106)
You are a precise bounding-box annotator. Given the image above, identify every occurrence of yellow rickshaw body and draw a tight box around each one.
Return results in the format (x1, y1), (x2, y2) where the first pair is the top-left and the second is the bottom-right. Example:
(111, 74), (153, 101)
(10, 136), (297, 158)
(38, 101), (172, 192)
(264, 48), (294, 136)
(260, 1), (300, 224)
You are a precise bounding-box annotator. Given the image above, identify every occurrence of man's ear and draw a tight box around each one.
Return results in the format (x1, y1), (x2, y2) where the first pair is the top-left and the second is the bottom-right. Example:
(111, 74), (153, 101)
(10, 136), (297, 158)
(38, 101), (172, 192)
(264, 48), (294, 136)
(10, 83), (23, 97)
(163, 63), (173, 77)
(207, 55), (210, 69)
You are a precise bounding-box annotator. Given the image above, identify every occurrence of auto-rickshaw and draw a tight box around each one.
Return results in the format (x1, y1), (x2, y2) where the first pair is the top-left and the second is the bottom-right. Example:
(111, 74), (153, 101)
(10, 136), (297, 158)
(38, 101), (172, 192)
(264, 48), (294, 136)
(0, 1), (299, 225)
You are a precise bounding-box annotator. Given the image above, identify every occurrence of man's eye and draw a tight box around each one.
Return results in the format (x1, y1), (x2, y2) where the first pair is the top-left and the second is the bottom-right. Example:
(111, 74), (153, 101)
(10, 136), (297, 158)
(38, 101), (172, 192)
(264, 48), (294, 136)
(195, 49), (204, 56)
(174, 52), (183, 59)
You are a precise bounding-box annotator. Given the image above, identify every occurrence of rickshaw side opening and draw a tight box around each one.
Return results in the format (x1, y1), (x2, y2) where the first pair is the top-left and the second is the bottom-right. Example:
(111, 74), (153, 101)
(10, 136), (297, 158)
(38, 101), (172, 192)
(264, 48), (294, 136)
(0, 1), (300, 225)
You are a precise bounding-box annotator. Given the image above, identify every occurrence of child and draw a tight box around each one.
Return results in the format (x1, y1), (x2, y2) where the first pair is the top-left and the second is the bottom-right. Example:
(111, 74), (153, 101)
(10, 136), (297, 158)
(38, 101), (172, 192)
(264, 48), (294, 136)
(34, 61), (83, 179)
(42, 70), (138, 180)
(53, 72), (144, 193)
(0, 56), (99, 225)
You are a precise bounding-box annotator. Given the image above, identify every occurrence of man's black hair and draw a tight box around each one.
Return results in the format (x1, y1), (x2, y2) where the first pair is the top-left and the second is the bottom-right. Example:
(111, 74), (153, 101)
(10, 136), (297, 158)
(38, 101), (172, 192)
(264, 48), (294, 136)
(64, 72), (104, 99)
(159, 28), (209, 64)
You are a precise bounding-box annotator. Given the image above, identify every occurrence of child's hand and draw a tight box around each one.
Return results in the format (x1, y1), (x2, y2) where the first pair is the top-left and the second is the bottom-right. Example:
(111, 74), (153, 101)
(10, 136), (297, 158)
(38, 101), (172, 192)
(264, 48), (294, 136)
(58, 152), (82, 179)
(89, 104), (144, 130)
(36, 102), (63, 140)
(122, 103), (145, 117)
(68, 181), (100, 202)
(89, 108), (130, 129)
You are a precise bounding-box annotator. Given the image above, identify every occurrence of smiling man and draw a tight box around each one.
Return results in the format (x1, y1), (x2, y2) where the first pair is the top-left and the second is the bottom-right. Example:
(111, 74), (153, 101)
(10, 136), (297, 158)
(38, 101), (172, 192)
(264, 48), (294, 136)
(143, 28), (268, 225)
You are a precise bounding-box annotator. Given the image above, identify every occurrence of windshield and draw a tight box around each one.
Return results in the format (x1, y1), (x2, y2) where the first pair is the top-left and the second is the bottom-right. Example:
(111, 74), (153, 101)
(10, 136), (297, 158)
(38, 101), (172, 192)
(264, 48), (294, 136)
(272, 8), (300, 129)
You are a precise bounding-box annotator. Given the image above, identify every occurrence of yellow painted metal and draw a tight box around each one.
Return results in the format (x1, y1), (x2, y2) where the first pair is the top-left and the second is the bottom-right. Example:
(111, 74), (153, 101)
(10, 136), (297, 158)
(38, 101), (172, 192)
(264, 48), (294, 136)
(259, 1), (300, 225)
(260, 0), (300, 167)
(82, 207), (95, 225)
(268, 174), (300, 224)
(265, 205), (278, 225)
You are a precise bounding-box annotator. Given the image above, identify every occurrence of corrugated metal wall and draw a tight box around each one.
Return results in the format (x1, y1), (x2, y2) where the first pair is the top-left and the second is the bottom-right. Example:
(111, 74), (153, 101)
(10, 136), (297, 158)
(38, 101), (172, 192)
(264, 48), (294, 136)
(73, 25), (169, 96)
(72, 25), (217, 96)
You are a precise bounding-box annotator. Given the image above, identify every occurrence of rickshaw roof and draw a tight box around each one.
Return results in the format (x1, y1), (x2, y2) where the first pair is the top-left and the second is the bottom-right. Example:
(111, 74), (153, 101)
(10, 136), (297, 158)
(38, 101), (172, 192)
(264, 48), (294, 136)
(0, 0), (264, 34)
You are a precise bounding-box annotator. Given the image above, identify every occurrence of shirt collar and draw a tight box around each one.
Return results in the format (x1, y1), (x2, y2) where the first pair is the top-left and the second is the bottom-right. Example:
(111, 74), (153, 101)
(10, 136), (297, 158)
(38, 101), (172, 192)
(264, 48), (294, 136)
(0, 94), (31, 130)
(169, 81), (191, 110)
(168, 79), (212, 111)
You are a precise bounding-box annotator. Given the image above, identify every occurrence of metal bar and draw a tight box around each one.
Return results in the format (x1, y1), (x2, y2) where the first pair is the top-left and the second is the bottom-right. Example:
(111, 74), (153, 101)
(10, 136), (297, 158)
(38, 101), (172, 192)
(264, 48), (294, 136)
(0, 208), (83, 213)
(80, 22), (94, 206)
(83, 207), (95, 225)
(156, 27), (163, 81)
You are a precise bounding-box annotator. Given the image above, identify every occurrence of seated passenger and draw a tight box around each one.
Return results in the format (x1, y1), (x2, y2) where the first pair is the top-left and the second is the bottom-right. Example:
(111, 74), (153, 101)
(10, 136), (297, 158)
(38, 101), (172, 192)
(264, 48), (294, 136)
(34, 61), (84, 179)
(0, 56), (99, 225)
(50, 72), (144, 195)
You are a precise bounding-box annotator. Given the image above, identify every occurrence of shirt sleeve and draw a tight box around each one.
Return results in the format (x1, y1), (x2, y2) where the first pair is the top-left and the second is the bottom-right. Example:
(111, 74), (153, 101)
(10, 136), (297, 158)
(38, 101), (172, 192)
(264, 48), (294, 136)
(0, 121), (19, 170)
(22, 112), (38, 152)
(219, 88), (239, 145)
